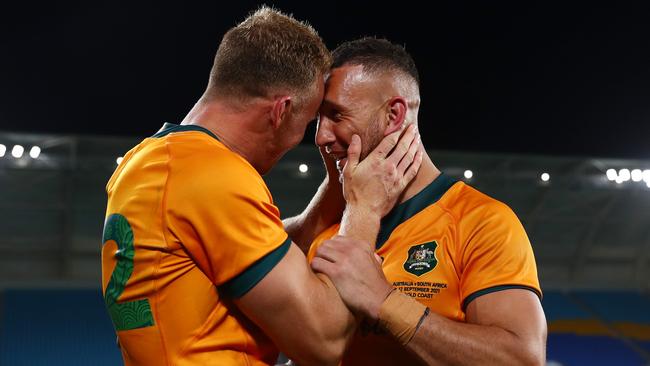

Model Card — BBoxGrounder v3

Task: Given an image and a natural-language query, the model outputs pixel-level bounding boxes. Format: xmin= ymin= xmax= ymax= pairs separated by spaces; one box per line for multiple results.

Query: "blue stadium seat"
xmin=2 ymin=289 xmax=649 ymax=365
xmin=544 ymin=291 xmax=650 ymax=366
xmin=0 ymin=289 xmax=122 ymax=366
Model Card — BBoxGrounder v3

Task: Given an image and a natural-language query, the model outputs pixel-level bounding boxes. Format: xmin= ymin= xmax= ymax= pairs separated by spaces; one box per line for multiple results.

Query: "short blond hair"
xmin=207 ymin=6 xmax=331 ymax=100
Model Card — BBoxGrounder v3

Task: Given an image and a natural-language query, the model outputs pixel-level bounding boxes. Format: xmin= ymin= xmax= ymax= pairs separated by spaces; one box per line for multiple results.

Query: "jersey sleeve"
xmin=458 ymin=201 xmax=541 ymax=310
xmin=165 ymin=148 xmax=289 ymax=297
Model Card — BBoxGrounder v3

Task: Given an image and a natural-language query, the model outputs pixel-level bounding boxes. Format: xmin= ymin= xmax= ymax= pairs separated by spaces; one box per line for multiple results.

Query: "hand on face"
xmin=341 ymin=124 xmax=422 ymax=218
xmin=311 ymin=235 xmax=392 ymax=320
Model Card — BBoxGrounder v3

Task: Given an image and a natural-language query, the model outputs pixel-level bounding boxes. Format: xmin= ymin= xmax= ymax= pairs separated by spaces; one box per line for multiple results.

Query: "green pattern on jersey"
xmin=102 ymin=213 xmax=154 ymax=331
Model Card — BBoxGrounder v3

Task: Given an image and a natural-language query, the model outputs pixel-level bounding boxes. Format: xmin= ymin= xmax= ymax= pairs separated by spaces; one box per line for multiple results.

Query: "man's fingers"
xmin=344 ymin=134 xmax=362 ymax=174
xmin=385 ymin=124 xmax=418 ymax=166
xmin=368 ymin=128 xmax=402 ymax=159
xmin=310 ymin=256 xmax=335 ymax=275
xmin=396 ymin=132 xmax=421 ymax=176
xmin=314 ymin=243 xmax=341 ymax=263
xmin=402 ymin=149 xmax=423 ymax=186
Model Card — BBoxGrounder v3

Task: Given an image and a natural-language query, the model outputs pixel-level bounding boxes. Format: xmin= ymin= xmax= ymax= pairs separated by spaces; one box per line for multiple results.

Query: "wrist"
xmin=367 ymin=286 xmax=395 ymax=322
xmin=344 ymin=203 xmax=381 ymax=223
xmin=377 ymin=289 xmax=428 ymax=346
xmin=339 ymin=205 xmax=381 ymax=244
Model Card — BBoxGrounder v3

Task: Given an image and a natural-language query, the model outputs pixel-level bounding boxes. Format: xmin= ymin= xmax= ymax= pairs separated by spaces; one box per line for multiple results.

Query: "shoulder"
xmin=167 ymin=133 xmax=255 ymax=172
xmin=165 ymin=133 xmax=269 ymax=201
xmin=442 ymin=182 xmax=520 ymax=226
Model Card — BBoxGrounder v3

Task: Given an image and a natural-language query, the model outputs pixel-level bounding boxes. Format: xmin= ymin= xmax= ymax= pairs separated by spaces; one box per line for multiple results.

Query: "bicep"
xmin=465 ymin=289 xmax=547 ymax=356
xmin=234 ymin=242 xmax=355 ymax=366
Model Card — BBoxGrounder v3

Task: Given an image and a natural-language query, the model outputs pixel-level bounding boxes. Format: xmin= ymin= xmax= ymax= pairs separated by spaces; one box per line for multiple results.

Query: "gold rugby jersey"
xmin=308 ymin=173 xmax=541 ymax=365
xmin=102 ymin=123 xmax=289 ymax=365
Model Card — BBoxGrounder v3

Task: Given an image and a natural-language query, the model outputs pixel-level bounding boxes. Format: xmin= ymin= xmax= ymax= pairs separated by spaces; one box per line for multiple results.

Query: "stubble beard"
xmin=337 ymin=117 xmax=384 ymax=184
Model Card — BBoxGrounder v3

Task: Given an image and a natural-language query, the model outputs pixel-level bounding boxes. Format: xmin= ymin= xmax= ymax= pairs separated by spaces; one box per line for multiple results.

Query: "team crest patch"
xmin=403 ymin=241 xmax=438 ymax=276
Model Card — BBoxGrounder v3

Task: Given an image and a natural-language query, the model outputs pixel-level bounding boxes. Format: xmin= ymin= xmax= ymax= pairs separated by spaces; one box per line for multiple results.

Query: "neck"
xmin=396 ymin=151 xmax=440 ymax=205
xmin=181 ymin=97 xmax=275 ymax=174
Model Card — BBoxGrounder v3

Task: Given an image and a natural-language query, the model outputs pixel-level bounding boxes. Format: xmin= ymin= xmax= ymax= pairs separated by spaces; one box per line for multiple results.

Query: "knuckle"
xmin=311 ymin=259 xmax=322 ymax=270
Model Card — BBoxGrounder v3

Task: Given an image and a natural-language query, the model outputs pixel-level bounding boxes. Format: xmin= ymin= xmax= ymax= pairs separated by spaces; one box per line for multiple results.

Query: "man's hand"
xmin=282 ymin=142 xmax=346 ymax=253
xmin=311 ymin=235 xmax=393 ymax=320
xmin=337 ymin=124 xmax=422 ymax=243
xmin=342 ymin=124 xmax=422 ymax=218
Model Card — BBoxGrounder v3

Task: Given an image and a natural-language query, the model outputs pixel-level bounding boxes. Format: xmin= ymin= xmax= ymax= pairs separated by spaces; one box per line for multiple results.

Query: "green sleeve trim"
xmin=220 ymin=237 xmax=291 ymax=298
xmin=462 ymin=285 xmax=542 ymax=311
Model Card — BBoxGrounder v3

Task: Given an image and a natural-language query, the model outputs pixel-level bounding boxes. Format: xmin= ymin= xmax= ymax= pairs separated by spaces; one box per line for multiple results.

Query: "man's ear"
xmin=270 ymin=96 xmax=292 ymax=129
xmin=384 ymin=96 xmax=407 ymax=136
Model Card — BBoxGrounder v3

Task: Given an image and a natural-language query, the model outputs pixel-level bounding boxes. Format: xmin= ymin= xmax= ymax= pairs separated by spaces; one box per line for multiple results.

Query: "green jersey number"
xmin=102 ymin=213 xmax=154 ymax=331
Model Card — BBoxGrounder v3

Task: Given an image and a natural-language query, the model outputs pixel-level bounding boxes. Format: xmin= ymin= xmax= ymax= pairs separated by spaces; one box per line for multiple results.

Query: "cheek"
xmin=331 ymin=122 xmax=358 ymax=146
xmin=360 ymin=120 xmax=385 ymax=157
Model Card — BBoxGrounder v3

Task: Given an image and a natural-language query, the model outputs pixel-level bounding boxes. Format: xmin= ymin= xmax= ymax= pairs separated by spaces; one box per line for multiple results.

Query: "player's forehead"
xmin=323 ymin=64 xmax=382 ymax=108
xmin=326 ymin=65 xmax=370 ymax=95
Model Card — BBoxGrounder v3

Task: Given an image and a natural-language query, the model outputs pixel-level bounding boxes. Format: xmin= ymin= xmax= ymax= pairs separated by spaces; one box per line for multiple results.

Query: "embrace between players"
xmin=101 ymin=6 xmax=547 ymax=366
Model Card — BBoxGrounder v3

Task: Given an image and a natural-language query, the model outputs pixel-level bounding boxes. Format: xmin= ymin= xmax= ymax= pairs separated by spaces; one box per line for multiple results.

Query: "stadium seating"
xmin=1 ymin=289 xmax=649 ymax=365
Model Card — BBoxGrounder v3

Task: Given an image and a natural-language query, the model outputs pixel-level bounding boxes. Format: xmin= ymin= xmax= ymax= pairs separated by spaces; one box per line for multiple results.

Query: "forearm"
xmin=281 ymin=269 xmax=357 ymax=364
xmin=284 ymin=177 xmax=344 ymax=253
xmin=338 ymin=204 xmax=381 ymax=245
xmin=404 ymin=312 xmax=543 ymax=366
xmin=236 ymin=244 xmax=356 ymax=366
xmin=312 ymin=273 xmax=359 ymax=341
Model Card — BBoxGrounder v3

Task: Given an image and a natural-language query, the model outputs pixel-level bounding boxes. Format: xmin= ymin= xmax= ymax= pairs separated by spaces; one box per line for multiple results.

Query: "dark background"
xmin=1 ymin=1 xmax=649 ymax=159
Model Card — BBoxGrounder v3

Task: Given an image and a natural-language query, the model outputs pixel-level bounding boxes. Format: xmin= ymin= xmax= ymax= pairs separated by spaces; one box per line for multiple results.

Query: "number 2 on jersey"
xmin=102 ymin=213 xmax=154 ymax=331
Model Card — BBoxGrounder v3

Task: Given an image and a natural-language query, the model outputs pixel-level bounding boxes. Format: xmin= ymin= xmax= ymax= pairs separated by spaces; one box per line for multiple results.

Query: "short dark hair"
xmin=207 ymin=6 xmax=331 ymax=100
xmin=331 ymin=37 xmax=419 ymax=86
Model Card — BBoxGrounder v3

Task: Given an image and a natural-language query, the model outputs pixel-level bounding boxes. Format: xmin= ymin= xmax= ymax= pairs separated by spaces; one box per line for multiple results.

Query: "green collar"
xmin=376 ymin=173 xmax=457 ymax=250
xmin=152 ymin=123 xmax=220 ymax=141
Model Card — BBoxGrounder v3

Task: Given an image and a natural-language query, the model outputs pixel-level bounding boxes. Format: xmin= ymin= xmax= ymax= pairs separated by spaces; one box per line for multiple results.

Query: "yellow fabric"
xmin=101 ymin=127 xmax=287 ymax=365
xmin=308 ymin=179 xmax=541 ymax=366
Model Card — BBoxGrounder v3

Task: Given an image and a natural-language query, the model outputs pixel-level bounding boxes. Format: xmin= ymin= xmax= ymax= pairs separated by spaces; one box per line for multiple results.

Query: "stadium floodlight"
xmin=11 ymin=145 xmax=24 ymax=158
xmin=631 ymin=169 xmax=643 ymax=182
xmin=464 ymin=170 xmax=473 ymax=179
xmin=29 ymin=146 xmax=41 ymax=159
xmin=116 ymin=157 xmax=123 ymax=165
xmin=0 ymin=144 xmax=5 ymax=157
xmin=541 ymin=173 xmax=550 ymax=182
xmin=299 ymin=163 xmax=308 ymax=174
xmin=643 ymin=169 xmax=650 ymax=183
xmin=606 ymin=169 xmax=617 ymax=181
xmin=618 ymin=169 xmax=631 ymax=182
xmin=647 ymin=180 xmax=650 ymax=189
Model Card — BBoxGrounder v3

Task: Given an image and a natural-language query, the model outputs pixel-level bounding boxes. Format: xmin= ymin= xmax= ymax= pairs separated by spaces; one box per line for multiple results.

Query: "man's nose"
xmin=315 ymin=117 xmax=335 ymax=147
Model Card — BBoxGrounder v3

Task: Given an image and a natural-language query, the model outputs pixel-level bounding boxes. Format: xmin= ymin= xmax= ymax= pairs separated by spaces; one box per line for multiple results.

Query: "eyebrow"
xmin=320 ymin=99 xmax=346 ymax=111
